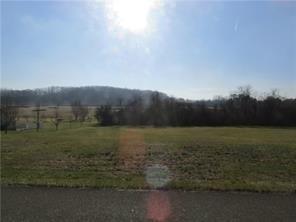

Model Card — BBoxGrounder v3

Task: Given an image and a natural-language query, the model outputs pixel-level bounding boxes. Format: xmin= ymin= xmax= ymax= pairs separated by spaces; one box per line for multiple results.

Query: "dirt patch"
xmin=118 ymin=129 xmax=146 ymax=171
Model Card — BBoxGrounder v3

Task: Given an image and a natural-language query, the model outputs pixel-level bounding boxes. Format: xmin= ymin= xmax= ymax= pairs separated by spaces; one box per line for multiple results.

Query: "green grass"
xmin=1 ymin=126 xmax=296 ymax=192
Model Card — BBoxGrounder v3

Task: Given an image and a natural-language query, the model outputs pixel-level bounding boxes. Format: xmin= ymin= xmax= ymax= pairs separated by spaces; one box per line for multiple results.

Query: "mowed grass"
xmin=1 ymin=126 xmax=296 ymax=192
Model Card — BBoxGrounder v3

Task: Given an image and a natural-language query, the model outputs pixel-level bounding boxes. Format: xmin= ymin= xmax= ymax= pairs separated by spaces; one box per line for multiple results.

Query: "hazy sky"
xmin=1 ymin=0 xmax=296 ymax=99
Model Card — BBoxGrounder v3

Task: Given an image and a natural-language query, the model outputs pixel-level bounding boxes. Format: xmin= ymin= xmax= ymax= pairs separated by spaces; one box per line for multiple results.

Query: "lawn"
xmin=1 ymin=126 xmax=296 ymax=192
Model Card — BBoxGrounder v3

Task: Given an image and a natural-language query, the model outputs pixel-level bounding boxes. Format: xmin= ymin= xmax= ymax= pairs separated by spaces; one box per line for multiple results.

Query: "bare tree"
xmin=236 ymin=85 xmax=252 ymax=96
xmin=71 ymin=100 xmax=81 ymax=121
xmin=148 ymin=92 xmax=165 ymax=126
xmin=95 ymin=105 xmax=114 ymax=126
xmin=269 ymin=88 xmax=281 ymax=99
xmin=79 ymin=105 xmax=89 ymax=126
xmin=50 ymin=106 xmax=63 ymax=130
xmin=71 ymin=100 xmax=89 ymax=126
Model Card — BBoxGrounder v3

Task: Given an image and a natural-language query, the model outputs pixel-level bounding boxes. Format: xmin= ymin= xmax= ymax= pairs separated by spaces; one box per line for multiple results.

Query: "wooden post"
xmin=32 ymin=106 xmax=46 ymax=132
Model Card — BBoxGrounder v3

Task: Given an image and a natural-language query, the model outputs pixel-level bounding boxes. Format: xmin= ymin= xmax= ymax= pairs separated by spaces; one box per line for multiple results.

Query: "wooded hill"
xmin=0 ymin=86 xmax=169 ymax=106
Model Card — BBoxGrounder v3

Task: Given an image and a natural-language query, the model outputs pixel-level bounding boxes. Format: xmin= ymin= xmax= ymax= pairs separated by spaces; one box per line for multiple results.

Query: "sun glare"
xmin=105 ymin=0 xmax=160 ymax=35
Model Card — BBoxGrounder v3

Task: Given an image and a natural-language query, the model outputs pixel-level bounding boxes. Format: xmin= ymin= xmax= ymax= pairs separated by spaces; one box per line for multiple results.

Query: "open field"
xmin=16 ymin=106 xmax=97 ymax=125
xmin=1 ymin=126 xmax=296 ymax=192
xmin=11 ymin=106 xmax=97 ymax=131
xmin=18 ymin=106 xmax=97 ymax=119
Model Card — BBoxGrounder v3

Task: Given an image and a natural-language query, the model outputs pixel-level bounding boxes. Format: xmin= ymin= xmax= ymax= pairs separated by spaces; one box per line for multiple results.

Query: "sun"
xmin=105 ymin=0 xmax=160 ymax=35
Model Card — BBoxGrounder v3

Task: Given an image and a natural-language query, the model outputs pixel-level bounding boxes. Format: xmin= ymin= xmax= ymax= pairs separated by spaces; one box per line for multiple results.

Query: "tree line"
xmin=1 ymin=86 xmax=296 ymax=133
xmin=95 ymin=86 xmax=296 ymax=127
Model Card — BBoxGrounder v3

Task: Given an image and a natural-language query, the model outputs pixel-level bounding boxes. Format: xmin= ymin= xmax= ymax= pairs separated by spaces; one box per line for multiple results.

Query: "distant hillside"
xmin=0 ymin=86 xmax=169 ymax=106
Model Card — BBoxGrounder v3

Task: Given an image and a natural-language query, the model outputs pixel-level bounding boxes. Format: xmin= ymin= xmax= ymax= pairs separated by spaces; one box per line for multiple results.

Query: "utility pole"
xmin=32 ymin=105 xmax=46 ymax=132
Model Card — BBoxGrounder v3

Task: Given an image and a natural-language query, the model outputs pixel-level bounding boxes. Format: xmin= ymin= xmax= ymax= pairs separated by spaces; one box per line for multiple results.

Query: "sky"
xmin=1 ymin=0 xmax=296 ymax=100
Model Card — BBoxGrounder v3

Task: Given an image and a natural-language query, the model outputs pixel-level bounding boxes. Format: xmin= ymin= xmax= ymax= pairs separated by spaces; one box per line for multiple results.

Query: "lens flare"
xmin=145 ymin=164 xmax=171 ymax=188
xmin=146 ymin=191 xmax=171 ymax=222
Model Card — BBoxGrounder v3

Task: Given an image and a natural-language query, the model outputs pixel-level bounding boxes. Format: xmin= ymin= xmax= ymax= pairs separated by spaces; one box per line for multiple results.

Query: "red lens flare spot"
xmin=146 ymin=191 xmax=171 ymax=222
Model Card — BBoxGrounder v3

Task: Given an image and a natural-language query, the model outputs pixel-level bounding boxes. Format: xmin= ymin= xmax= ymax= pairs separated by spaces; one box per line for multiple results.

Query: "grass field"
xmin=1 ymin=126 xmax=296 ymax=192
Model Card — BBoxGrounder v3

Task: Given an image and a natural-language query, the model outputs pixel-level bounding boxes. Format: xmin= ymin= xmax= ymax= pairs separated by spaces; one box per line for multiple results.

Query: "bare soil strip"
xmin=118 ymin=129 xmax=146 ymax=171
